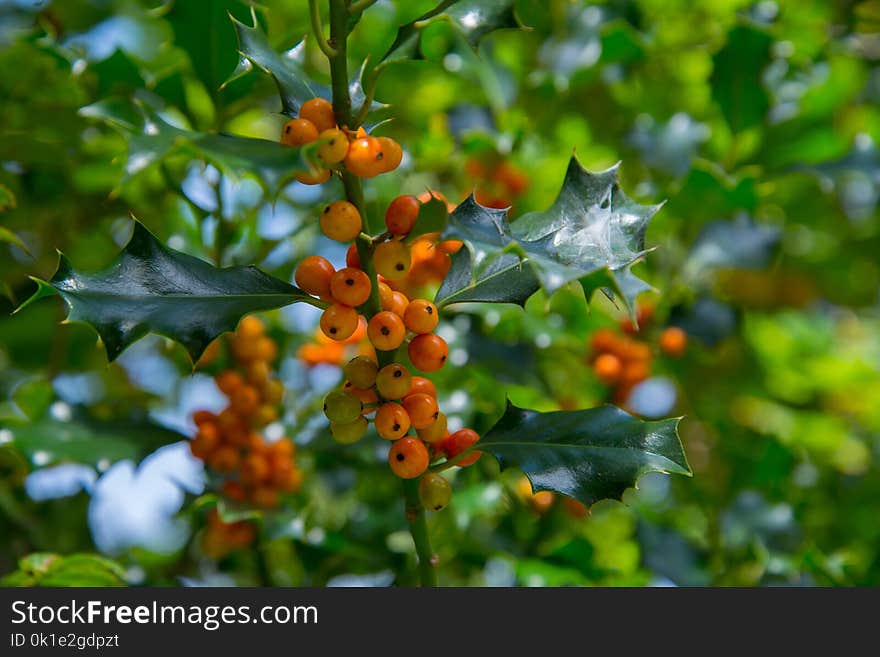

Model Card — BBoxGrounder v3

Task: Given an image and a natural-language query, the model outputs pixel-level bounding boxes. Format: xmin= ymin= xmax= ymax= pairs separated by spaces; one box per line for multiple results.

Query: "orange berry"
xmin=593 ymin=353 xmax=622 ymax=385
xmin=346 ymin=243 xmax=361 ymax=269
xmin=241 ymin=452 xmax=271 ymax=486
xmin=295 ymin=255 xmax=336 ymax=297
xmin=192 ymin=410 xmax=217 ymax=426
xmin=247 ymin=360 xmax=271 ymax=384
xmin=374 ymin=402 xmax=411 ymax=440
xmin=214 ymin=370 xmax=243 ymax=397
xmin=347 ymin=316 xmax=368 ymax=343
xmin=403 ymin=299 xmax=439 ymax=334
xmin=295 ymin=166 xmax=332 ymax=185
xmin=389 ymin=292 xmax=409 ymax=318
xmin=408 ymin=333 xmax=448 ymax=372
xmin=252 ymin=486 xmax=280 ymax=509
xmin=375 ymin=363 xmax=412 ymax=400
xmin=367 ymin=311 xmax=406 ymax=351
xmin=248 ymin=432 xmax=268 ymax=453
xmin=255 ymin=404 xmax=278 ymax=426
xmin=280 ymin=118 xmax=318 ymax=146
xmin=320 ymin=200 xmax=362 ymax=242
xmin=317 ymin=128 xmax=349 ymax=164
xmin=437 ymin=240 xmax=462 ymax=254
xmin=374 ymin=240 xmax=412 ymax=279
xmin=330 ymin=267 xmax=372 ymax=307
xmin=402 ymin=392 xmax=439 ymax=429
xmin=255 ymin=336 xmax=277 ymax=363
xmin=320 ymin=304 xmax=360 ymax=341
xmin=189 ymin=429 xmax=219 ymax=460
xmin=208 ymin=445 xmax=240 ymax=473
xmin=230 ymin=385 xmax=261 ymax=416
xmin=385 ymin=195 xmax=420 ymax=235
xmin=590 ymin=328 xmax=617 ymax=353
xmin=444 ymin=428 xmax=481 ymax=467
xmin=388 ymin=437 xmax=429 ymax=479
xmin=237 ymin=315 xmax=265 ymax=339
xmin=344 ymin=136 xmax=384 ymax=177
xmin=621 ymin=360 xmax=650 ymax=385
xmin=299 ymin=97 xmax=336 ymax=132
xmin=376 ymin=137 xmax=402 ymax=172
xmin=408 ymin=376 xmax=437 ymax=398
xmin=416 ymin=412 xmax=448 ymax=444
xmin=263 ymin=379 xmax=285 ymax=404
xmin=659 ymin=326 xmax=688 ymax=358
xmin=275 ymin=465 xmax=303 ymax=492
xmin=222 ymin=480 xmax=248 ymax=503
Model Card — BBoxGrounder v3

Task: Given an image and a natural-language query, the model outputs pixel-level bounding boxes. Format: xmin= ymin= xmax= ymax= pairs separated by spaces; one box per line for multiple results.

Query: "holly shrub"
xmin=1 ymin=0 xmax=879 ymax=587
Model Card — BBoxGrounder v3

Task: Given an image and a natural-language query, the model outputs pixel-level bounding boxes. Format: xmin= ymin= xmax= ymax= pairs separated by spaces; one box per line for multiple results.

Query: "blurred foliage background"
xmin=1 ymin=0 xmax=879 ymax=586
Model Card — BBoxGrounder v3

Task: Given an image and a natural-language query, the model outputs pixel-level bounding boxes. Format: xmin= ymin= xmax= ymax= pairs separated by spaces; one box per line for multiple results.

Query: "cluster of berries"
xmin=200 ymin=509 xmax=256 ymax=559
xmin=293 ymin=190 xmax=480 ymax=510
xmin=589 ymin=303 xmax=688 ymax=404
xmin=464 ymin=156 xmax=529 ymax=210
xmin=383 ymin=191 xmax=461 ymax=299
xmin=280 ymin=97 xmax=402 ymax=184
xmin=190 ymin=317 xmax=302 ymax=509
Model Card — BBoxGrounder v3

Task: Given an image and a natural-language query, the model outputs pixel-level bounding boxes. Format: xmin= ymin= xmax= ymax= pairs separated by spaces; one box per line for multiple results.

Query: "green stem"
xmin=402 ymin=477 xmax=438 ymax=587
xmin=349 ymin=0 xmax=379 ymax=13
xmin=309 ymin=0 xmax=338 ymax=58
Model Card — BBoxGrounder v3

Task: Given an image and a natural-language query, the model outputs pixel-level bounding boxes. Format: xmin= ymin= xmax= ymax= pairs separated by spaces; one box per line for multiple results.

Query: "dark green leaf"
xmin=6 ymin=418 xmax=185 ymax=467
xmin=479 ymin=400 xmax=691 ymax=507
xmin=436 ymin=250 xmax=540 ymax=307
xmin=383 ymin=0 xmax=526 ymax=63
xmin=12 ymin=379 xmax=53 ymax=421
xmin=167 ymin=0 xmax=249 ymax=99
xmin=19 ymin=221 xmax=317 ymax=361
xmin=405 ymin=195 xmax=450 ymax=243
xmin=80 ymin=98 xmax=316 ymax=195
xmin=711 ymin=25 xmax=772 ymax=133
xmin=683 ymin=216 xmax=781 ymax=284
xmin=225 ymin=13 xmax=384 ymax=119
xmin=440 ymin=156 xmax=662 ymax=312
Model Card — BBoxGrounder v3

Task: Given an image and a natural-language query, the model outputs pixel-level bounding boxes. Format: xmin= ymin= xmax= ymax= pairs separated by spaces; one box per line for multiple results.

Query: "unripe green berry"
xmin=418 ymin=473 xmax=452 ymax=511
xmin=323 ymin=390 xmax=363 ymax=424
xmin=344 ymin=356 xmax=378 ymax=390
xmin=330 ymin=416 xmax=368 ymax=444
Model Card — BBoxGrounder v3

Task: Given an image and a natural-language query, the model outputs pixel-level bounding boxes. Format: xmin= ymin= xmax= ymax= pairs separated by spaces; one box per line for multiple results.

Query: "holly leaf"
xmin=80 ymin=98 xmax=316 ymax=196
xmin=405 ymin=194 xmax=451 ymax=243
xmin=479 ymin=401 xmax=691 ymax=507
xmin=436 ymin=250 xmax=540 ymax=307
xmin=439 ymin=156 xmax=662 ymax=312
xmin=711 ymin=25 xmax=772 ymax=134
xmin=383 ymin=0 xmax=526 ymax=64
xmin=4 ymin=417 xmax=185 ymax=467
xmin=224 ymin=12 xmax=384 ymax=119
xmin=682 ymin=216 xmax=781 ymax=285
xmin=18 ymin=221 xmax=317 ymax=362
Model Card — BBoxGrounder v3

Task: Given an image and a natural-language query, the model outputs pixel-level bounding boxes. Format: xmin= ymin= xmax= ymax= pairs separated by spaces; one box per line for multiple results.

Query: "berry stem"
xmin=328 ymin=0 xmax=382 ymax=318
xmin=428 ymin=445 xmax=477 ymax=473
xmin=402 ymin=476 xmax=438 ymax=587
xmin=309 ymin=0 xmax=338 ymax=58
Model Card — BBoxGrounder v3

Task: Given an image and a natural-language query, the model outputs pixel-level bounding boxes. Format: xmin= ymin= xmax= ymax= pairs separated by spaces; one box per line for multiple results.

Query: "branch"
xmin=309 ymin=0 xmax=338 ymax=58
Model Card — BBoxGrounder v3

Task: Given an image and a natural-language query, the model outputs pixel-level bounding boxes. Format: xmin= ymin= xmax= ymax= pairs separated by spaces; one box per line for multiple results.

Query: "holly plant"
xmin=13 ymin=0 xmax=692 ymax=587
